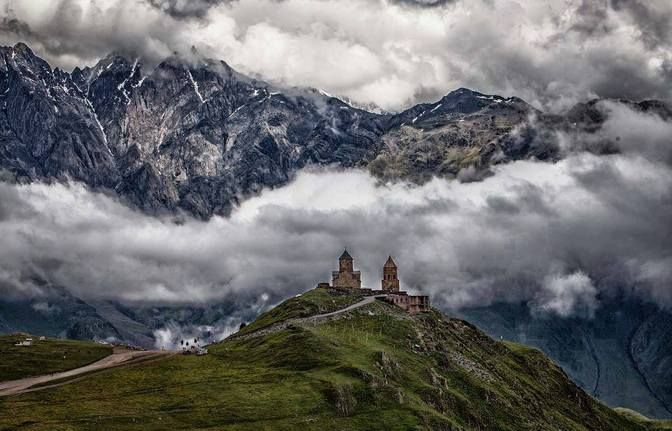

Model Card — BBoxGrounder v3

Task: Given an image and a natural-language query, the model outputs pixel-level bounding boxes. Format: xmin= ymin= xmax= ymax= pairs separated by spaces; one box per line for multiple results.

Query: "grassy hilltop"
xmin=0 ymin=287 xmax=666 ymax=430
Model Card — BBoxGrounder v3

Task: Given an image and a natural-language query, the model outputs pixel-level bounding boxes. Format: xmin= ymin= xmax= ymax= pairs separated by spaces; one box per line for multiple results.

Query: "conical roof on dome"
xmin=339 ymin=249 xmax=353 ymax=260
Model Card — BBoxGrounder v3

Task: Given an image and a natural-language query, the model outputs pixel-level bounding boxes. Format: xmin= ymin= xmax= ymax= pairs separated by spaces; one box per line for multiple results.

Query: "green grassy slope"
xmin=0 ymin=289 xmax=657 ymax=430
xmin=238 ymin=287 xmax=367 ymax=334
xmin=616 ymin=409 xmax=672 ymax=430
xmin=0 ymin=334 xmax=113 ymax=381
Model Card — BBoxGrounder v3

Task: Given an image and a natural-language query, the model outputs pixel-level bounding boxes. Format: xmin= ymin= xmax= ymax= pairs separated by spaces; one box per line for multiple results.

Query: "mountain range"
xmin=1 ymin=41 xmax=672 ymax=420
xmin=2 ymin=42 xmax=669 ymax=218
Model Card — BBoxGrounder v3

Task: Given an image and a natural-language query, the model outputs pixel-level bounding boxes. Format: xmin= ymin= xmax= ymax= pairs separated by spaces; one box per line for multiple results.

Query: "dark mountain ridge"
xmin=3 ymin=42 xmax=668 ymax=218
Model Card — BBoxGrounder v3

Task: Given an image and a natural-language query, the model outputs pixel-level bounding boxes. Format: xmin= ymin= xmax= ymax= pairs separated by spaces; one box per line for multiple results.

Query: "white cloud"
xmin=1 ymin=148 xmax=670 ymax=317
xmin=153 ymin=320 xmax=242 ymax=350
xmin=0 ymin=101 xmax=670 ymax=317
xmin=1 ymin=0 xmax=670 ymax=111
xmin=533 ymin=271 xmax=598 ymax=318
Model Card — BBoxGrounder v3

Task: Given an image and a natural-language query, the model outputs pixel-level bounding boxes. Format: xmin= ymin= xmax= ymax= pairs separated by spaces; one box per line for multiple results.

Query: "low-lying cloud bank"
xmin=1 ymin=0 xmax=671 ymax=111
xmin=153 ymin=320 xmax=243 ymax=350
xmin=1 ymin=104 xmax=671 ymax=319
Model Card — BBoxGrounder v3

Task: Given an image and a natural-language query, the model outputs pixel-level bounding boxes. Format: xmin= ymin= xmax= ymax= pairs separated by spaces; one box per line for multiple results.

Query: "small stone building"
xmin=385 ymin=293 xmax=431 ymax=314
xmin=331 ymin=249 xmax=362 ymax=289
xmin=14 ymin=337 xmax=32 ymax=347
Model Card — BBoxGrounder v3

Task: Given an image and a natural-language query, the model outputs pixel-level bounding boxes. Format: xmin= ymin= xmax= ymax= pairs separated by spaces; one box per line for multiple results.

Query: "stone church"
xmin=331 ymin=249 xmax=362 ymax=289
xmin=324 ymin=249 xmax=430 ymax=313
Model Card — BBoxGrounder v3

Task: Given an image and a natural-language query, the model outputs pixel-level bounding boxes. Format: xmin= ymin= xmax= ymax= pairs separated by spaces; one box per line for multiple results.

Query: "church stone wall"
xmin=332 ymin=270 xmax=361 ymax=289
xmin=322 ymin=249 xmax=430 ymax=313
xmin=385 ymin=294 xmax=430 ymax=314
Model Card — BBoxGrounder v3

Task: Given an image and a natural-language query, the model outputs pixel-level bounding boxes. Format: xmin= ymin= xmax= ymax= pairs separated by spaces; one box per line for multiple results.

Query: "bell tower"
xmin=339 ymin=249 xmax=354 ymax=273
xmin=381 ymin=256 xmax=400 ymax=292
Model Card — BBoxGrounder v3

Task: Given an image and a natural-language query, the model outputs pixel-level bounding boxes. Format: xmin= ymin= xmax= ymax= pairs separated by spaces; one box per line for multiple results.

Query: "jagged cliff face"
xmin=3 ymin=43 xmax=671 ymax=219
xmin=9 ymin=42 xmax=663 ymax=218
xmin=369 ymin=90 xmax=548 ymax=182
xmin=0 ymin=43 xmax=388 ymax=217
xmin=2 ymin=42 xmax=670 ymax=218
xmin=0 ymin=43 xmax=118 ymax=187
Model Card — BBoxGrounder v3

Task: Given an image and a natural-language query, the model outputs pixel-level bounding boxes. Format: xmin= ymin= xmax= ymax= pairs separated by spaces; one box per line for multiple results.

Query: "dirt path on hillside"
xmin=0 ymin=348 xmax=174 ymax=397
xmin=231 ymin=295 xmax=387 ymax=341
xmin=311 ymin=295 xmax=382 ymax=319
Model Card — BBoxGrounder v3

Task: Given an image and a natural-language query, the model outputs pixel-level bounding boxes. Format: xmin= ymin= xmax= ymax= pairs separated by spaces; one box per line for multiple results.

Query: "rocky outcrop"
xmin=0 ymin=43 xmax=118 ymax=186
xmin=4 ymin=42 xmax=666 ymax=218
xmin=1 ymin=43 xmax=390 ymax=216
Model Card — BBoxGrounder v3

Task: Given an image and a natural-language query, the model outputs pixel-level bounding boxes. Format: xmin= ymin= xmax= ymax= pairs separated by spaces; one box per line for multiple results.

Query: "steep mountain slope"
xmin=6 ymin=42 xmax=668 ymax=218
xmin=459 ymin=298 xmax=672 ymax=419
xmin=370 ymin=88 xmax=552 ymax=182
xmin=5 ymin=279 xmax=672 ymax=421
xmin=0 ymin=281 xmax=120 ymax=342
xmin=2 ymin=41 xmax=672 ymax=422
xmin=0 ymin=288 xmax=650 ymax=430
xmin=0 ymin=276 xmax=263 ymax=350
xmin=0 ymin=43 xmax=117 ymax=187
xmin=0 ymin=43 xmax=387 ymax=217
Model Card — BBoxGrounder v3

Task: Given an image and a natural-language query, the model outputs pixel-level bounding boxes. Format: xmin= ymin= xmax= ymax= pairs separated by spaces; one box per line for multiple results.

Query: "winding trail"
xmin=0 ymin=295 xmax=384 ymax=398
xmin=0 ymin=296 xmax=385 ymax=397
xmin=231 ymin=295 xmax=387 ymax=341
xmin=0 ymin=348 xmax=174 ymax=398
xmin=312 ymin=295 xmax=383 ymax=319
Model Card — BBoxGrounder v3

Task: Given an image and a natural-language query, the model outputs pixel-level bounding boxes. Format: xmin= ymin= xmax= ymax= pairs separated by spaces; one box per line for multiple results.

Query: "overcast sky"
xmin=0 ymin=0 xmax=670 ymax=111
xmin=1 ymin=101 xmax=670 ymax=318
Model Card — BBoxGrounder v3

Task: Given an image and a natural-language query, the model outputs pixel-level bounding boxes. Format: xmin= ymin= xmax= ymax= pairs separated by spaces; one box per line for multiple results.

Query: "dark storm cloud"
xmin=611 ymin=0 xmax=672 ymax=48
xmin=0 ymin=16 xmax=32 ymax=39
xmin=143 ymin=0 xmax=458 ymax=18
xmin=566 ymin=0 xmax=672 ymax=47
xmin=0 ymin=0 xmax=175 ymax=67
xmin=389 ymin=0 xmax=458 ymax=7
xmin=0 ymin=0 xmax=670 ymax=111
xmin=145 ymin=0 xmax=224 ymax=19
xmin=569 ymin=0 xmax=612 ymax=37
xmin=0 ymin=102 xmax=670 ymax=318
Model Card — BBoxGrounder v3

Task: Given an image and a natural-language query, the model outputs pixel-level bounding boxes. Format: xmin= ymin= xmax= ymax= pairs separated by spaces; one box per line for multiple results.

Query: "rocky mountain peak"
xmin=0 ymin=42 xmax=669 ymax=218
xmin=0 ymin=42 xmax=52 ymax=79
